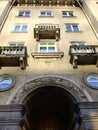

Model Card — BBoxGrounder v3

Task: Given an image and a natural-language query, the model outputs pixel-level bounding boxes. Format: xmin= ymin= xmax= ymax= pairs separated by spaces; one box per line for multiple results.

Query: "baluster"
xmin=41 ymin=0 xmax=43 ymax=6
xmin=33 ymin=0 xmax=36 ymax=6
xmin=49 ymin=0 xmax=51 ymax=6
xmin=57 ymin=0 xmax=59 ymax=6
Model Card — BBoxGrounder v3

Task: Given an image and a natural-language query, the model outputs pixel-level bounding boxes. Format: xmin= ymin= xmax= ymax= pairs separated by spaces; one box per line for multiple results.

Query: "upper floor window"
xmin=40 ymin=11 xmax=53 ymax=17
xmin=70 ymin=41 xmax=86 ymax=46
xmin=18 ymin=11 xmax=30 ymax=17
xmin=66 ymin=24 xmax=80 ymax=32
xmin=13 ymin=24 xmax=28 ymax=32
xmin=62 ymin=11 xmax=73 ymax=17
xmin=38 ymin=42 xmax=56 ymax=53
xmin=8 ymin=42 xmax=24 ymax=46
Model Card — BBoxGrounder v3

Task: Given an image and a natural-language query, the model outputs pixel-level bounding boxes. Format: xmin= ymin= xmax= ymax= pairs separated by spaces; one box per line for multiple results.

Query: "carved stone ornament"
xmin=11 ymin=76 xmax=90 ymax=104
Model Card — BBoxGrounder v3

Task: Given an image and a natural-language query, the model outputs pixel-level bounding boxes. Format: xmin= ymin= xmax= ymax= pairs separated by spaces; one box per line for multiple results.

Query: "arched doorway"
xmin=23 ymin=86 xmax=81 ymax=130
xmin=8 ymin=76 xmax=90 ymax=130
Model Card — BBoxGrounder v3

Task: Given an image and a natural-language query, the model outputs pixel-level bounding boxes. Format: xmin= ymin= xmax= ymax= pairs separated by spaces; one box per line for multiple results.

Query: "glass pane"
xmin=0 ymin=78 xmax=12 ymax=89
xmin=41 ymin=12 xmax=45 ymax=16
xmin=48 ymin=43 xmax=54 ymax=45
xmin=62 ymin=12 xmax=67 ymax=16
xmin=87 ymin=76 xmax=98 ymax=88
xmin=69 ymin=12 xmax=73 ymax=16
xmin=40 ymin=43 xmax=47 ymax=46
xmin=47 ymin=12 xmax=51 ymax=16
xmin=66 ymin=25 xmax=72 ymax=31
xmin=14 ymin=25 xmax=20 ymax=32
xmin=48 ymin=47 xmax=55 ymax=52
xmin=71 ymin=42 xmax=86 ymax=46
xmin=19 ymin=12 xmax=24 ymax=16
xmin=40 ymin=47 xmax=47 ymax=52
xmin=21 ymin=25 xmax=27 ymax=32
xmin=73 ymin=25 xmax=79 ymax=32
xmin=25 ymin=11 xmax=30 ymax=16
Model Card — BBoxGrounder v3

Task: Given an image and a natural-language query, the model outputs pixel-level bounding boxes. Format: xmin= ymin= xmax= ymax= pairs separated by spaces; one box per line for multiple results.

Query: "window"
xmin=70 ymin=41 xmax=86 ymax=46
xmin=0 ymin=74 xmax=15 ymax=91
xmin=66 ymin=24 xmax=80 ymax=32
xmin=18 ymin=11 xmax=30 ymax=17
xmin=13 ymin=24 xmax=28 ymax=32
xmin=40 ymin=11 xmax=53 ymax=17
xmin=38 ymin=42 xmax=56 ymax=53
xmin=62 ymin=11 xmax=73 ymax=17
xmin=8 ymin=42 xmax=24 ymax=46
xmin=84 ymin=73 xmax=98 ymax=89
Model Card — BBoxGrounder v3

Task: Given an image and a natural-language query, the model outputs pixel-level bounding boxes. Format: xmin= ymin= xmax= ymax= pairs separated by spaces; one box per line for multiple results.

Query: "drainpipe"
xmin=0 ymin=0 xmax=16 ymax=32
xmin=76 ymin=0 xmax=98 ymax=39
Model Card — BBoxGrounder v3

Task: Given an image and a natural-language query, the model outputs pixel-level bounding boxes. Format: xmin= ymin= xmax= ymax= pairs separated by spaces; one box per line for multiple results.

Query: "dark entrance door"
xmin=24 ymin=86 xmax=79 ymax=130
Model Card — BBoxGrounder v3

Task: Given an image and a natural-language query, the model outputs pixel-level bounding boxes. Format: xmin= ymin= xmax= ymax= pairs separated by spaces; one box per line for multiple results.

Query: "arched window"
xmin=0 ymin=74 xmax=15 ymax=91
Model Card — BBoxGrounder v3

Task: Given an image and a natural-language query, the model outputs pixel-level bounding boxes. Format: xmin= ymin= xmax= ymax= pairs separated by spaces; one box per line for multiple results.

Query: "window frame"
xmin=8 ymin=42 xmax=25 ymax=46
xmin=13 ymin=24 xmax=28 ymax=32
xmin=18 ymin=10 xmax=30 ymax=17
xmin=0 ymin=74 xmax=15 ymax=91
xmin=38 ymin=42 xmax=57 ymax=53
xmin=40 ymin=11 xmax=53 ymax=17
xmin=65 ymin=24 xmax=80 ymax=32
xmin=84 ymin=73 xmax=98 ymax=89
xmin=70 ymin=41 xmax=86 ymax=46
xmin=62 ymin=11 xmax=74 ymax=17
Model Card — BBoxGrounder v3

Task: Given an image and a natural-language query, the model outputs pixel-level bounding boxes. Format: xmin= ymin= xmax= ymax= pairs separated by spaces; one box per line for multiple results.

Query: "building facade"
xmin=0 ymin=0 xmax=98 ymax=129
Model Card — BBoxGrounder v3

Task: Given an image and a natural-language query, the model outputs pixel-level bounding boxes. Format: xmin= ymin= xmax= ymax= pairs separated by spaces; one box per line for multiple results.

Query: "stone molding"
xmin=10 ymin=76 xmax=90 ymax=104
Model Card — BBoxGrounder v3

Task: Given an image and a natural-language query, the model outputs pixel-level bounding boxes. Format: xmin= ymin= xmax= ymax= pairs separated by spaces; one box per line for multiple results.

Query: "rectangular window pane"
xmin=41 ymin=12 xmax=45 ymax=16
xmin=69 ymin=12 xmax=73 ymax=16
xmin=47 ymin=12 xmax=51 ymax=16
xmin=48 ymin=43 xmax=54 ymax=45
xmin=71 ymin=42 xmax=86 ymax=46
xmin=14 ymin=25 xmax=20 ymax=32
xmin=48 ymin=47 xmax=55 ymax=52
xmin=40 ymin=47 xmax=47 ymax=52
xmin=62 ymin=12 xmax=67 ymax=16
xmin=9 ymin=42 xmax=24 ymax=46
xmin=40 ymin=43 xmax=47 ymax=46
xmin=66 ymin=25 xmax=72 ymax=31
xmin=21 ymin=25 xmax=27 ymax=32
xmin=25 ymin=11 xmax=30 ymax=16
xmin=19 ymin=12 xmax=24 ymax=16
xmin=73 ymin=25 xmax=79 ymax=32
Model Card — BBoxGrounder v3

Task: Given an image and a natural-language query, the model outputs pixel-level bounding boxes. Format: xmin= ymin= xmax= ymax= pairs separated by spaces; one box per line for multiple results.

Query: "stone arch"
xmin=10 ymin=75 xmax=92 ymax=104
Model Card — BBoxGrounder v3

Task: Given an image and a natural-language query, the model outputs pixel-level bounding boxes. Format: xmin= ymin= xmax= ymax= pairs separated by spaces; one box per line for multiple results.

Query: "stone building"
xmin=0 ymin=0 xmax=98 ymax=129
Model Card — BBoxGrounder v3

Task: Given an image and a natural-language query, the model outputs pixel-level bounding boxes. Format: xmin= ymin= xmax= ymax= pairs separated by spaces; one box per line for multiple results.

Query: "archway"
xmin=23 ymin=85 xmax=81 ymax=130
xmin=8 ymin=76 xmax=91 ymax=130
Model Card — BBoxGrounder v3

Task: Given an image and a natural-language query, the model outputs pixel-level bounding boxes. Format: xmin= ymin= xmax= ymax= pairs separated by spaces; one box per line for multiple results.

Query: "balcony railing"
xmin=69 ymin=45 xmax=98 ymax=68
xmin=15 ymin=0 xmax=77 ymax=6
xmin=34 ymin=24 xmax=60 ymax=41
xmin=31 ymin=52 xmax=64 ymax=58
xmin=0 ymin=46 xmax=27 ymax=69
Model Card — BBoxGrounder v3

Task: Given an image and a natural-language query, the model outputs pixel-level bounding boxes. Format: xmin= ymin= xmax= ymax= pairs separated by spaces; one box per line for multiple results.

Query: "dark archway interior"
xmin=24 ymin=86 xmax=77 ymax=130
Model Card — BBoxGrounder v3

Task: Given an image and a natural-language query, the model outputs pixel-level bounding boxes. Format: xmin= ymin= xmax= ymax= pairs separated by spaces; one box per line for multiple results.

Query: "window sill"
xmin=62 ymin=16 xmax=77 ymax=18
xmin=11 ymin=31 xmax=28 ymax=33
xmin=39 ymin=16 xmax=54 ymax=18
xmin=31 ymin=52 xmax=64 ymax=58
xmin=15 ymin=16 xmax=30 ymax=18
xmin=66 ymin=31 xmax=83 ymax=33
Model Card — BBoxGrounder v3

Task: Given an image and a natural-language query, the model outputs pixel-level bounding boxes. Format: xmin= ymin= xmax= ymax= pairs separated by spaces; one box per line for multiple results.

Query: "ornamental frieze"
xmin=11 ymin=76 xmax=90 ymax=104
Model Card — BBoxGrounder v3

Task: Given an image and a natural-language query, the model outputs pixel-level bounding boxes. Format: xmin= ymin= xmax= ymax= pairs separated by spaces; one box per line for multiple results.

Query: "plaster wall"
xmin=0 ymin=4 xmax=98 ymax=104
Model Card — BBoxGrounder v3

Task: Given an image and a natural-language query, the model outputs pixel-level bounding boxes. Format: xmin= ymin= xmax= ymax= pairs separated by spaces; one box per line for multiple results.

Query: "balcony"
xmin=15 ymin=0 xmax=77 ymax=6
xmin=69 ymin=45 xmax=98 ymax=68
xmin=31 ymin=52 xmax=64 ymax=58
xmin=34 ymin=24 xmax=60 ymax=41
xmin=0 ymin=46 xmax=27 ymax=69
